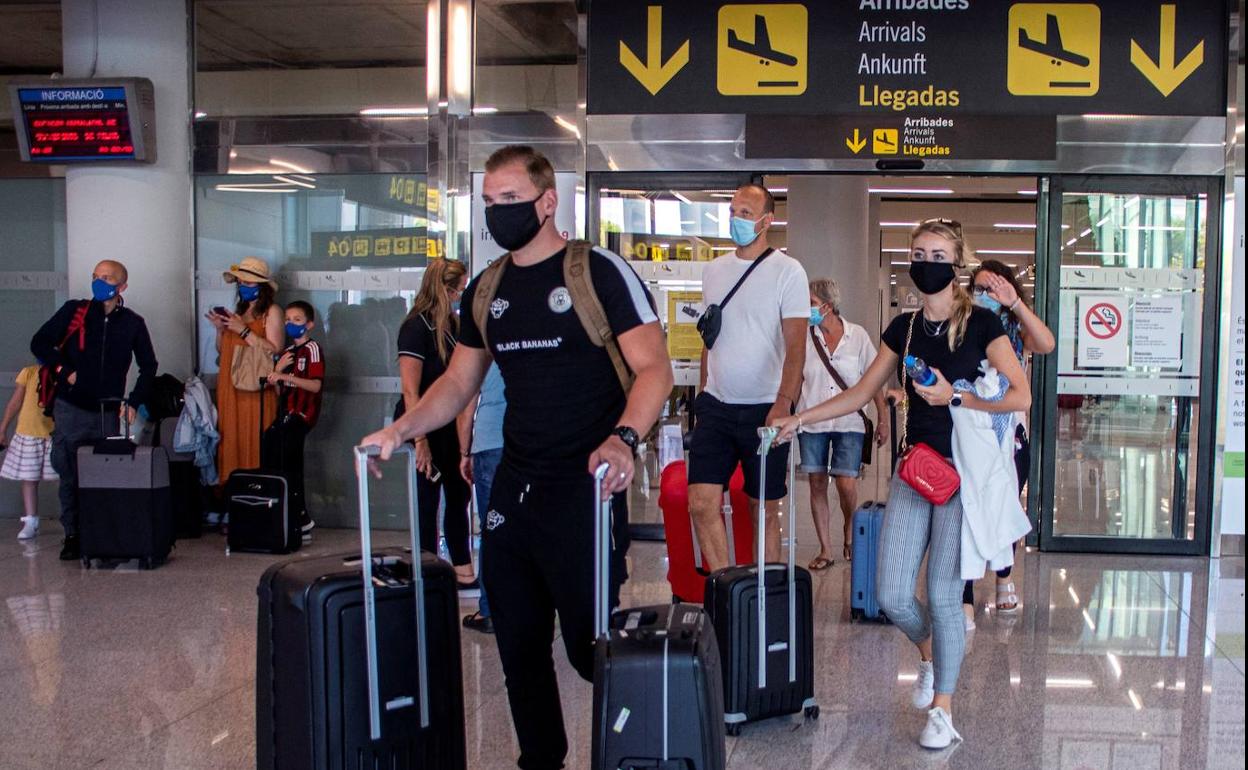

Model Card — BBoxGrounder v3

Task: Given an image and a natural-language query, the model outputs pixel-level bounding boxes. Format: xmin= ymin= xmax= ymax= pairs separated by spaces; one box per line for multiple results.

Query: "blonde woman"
xmin=395 ymin=258 xmax=475 ymax=588
xmin=774 ymin=219 xmax=1031 ymax=749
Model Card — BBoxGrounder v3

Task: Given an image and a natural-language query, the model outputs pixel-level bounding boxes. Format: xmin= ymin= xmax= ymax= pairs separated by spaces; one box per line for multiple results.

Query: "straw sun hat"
xmin=223 ymin=256 xmax=278 ymax=289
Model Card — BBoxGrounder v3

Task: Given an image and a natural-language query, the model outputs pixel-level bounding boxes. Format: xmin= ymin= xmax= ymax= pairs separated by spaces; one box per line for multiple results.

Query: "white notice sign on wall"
xmin=1130 ymin=295 xmax=1183 ymax=368
xmin=1077 ymin=294 xmax=1129 ymax=368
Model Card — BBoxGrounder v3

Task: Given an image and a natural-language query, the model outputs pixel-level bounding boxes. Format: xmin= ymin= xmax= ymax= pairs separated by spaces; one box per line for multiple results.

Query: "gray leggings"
xmin=876 ymin=476 xmax=965 ymax=695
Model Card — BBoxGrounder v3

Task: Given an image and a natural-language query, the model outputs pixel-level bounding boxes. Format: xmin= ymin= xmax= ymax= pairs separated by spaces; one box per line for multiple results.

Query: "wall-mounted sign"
xmin=8 ymin=78 xmax=156 ymax=162
xmin=588 ymin=1 xmax=1226 ymax=117
xmin=746 ymin=114 xmax=1057 ymax=159
xmin=1077 ymin=295 xmax=1128 ymax=367
xmin=1130 ymin=295 xmax=1183 ymax=368
xmin=310 ymin=228 xmax=429 ymax=263
xmin=667 ymin=291 xmax=706 ymax=360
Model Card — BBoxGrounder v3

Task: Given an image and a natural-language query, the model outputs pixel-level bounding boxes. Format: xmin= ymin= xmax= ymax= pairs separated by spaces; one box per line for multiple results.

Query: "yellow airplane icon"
xmin=872 ymin=128 xmax=898 ymax=155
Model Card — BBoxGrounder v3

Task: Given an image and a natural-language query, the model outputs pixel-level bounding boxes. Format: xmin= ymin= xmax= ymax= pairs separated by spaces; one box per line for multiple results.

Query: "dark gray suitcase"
xmin=704 ymin=428 xmax=818 ymax=735
xmin=77 ymin=411 xmax=174 ymax=569
xmin=254 ymin=445 xmax=466 ymax=770
xmin=591 ymin=465 xmax=727 ymax=770
xmin=143 ymin=415 xmax=203 ymax=539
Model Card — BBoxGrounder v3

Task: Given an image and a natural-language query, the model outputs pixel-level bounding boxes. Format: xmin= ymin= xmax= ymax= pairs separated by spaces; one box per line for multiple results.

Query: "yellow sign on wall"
xmin=717 ymin=4 xmax=808 ymax=96
xmin=667 ymin=291 xmax=705 ymax=360
xmin=1007 ymin=3 xmax=1101 ymax=96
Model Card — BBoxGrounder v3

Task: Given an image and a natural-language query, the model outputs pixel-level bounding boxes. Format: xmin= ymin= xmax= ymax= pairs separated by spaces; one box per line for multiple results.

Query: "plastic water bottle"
xmin=904 ymin=355 xmax=937 ymax=386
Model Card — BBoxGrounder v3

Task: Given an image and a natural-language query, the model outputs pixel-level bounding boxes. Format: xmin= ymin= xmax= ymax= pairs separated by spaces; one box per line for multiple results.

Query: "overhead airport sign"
xmin=587 ymin=1 xmax=1226 ymax=116
xmin=745 ymin=114 xmax=1057 ymax=159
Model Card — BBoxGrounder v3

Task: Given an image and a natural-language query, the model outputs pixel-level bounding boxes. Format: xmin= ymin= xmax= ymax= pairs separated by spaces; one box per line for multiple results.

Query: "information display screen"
xmin=9 ymin=78 xmax=155 ymax=163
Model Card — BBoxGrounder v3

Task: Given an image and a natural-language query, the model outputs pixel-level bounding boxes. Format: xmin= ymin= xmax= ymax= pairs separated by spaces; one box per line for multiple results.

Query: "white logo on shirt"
xmin=548 ymin=287 xmax=573 ymax=314
xmin=490 ymin=298 xmax=509 ymax=319
xmin=486 ymin=510 xmax=505 ymax=531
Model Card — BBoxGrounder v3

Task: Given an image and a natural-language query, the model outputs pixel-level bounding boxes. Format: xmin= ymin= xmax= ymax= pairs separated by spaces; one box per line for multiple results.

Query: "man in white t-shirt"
xmin=689 ymin=183 xmax=809 ymax=570
xmin=797 ymin=278 xmax=888 ymax=569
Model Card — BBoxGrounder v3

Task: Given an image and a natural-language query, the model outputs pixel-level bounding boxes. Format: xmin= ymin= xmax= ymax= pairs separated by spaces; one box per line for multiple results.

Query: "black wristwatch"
xmin=950 ymin=393 xmax=963 ymax=408
xmin=613 ymin=425 xmax=640 ymax=454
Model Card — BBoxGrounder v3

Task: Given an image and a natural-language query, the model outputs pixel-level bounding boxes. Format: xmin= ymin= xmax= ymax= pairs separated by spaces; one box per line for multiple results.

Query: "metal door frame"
xmin=1035 ymin=174 xmax=1224 ymax=555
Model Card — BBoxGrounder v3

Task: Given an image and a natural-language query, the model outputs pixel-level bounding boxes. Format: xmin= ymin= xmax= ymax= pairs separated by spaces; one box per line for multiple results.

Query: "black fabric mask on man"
xmin=909 ymin=261 xmax=957 ymax=295
xmin=485 ymin=198 xmax=548 ymax=252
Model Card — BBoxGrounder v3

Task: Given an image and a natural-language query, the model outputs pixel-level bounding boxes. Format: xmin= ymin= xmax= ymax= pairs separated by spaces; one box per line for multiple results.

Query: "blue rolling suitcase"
xmin=849 ymin=502 xmax=888 ymax=622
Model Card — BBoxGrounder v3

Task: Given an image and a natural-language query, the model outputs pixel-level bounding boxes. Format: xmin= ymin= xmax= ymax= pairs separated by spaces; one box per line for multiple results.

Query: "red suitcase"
xmin=659 ymin=461 xmax=755 ymax=603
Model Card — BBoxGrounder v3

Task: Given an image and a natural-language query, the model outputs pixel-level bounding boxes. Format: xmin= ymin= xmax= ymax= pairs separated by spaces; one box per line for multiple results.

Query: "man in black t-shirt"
xmin=362 ymin=146 xmax=673 ymax=770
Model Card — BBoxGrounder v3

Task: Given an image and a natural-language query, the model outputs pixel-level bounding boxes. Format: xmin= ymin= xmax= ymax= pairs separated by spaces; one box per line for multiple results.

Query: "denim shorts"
xmin=798 ymin=431 xmax=865 ymax=477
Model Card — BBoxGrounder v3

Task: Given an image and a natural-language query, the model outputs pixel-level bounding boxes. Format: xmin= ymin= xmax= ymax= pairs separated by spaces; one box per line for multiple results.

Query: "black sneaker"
xmin=59 ymin=535 xmax=81 ymax=561
xmin=462 ymin=612 xmax=493 ymax=634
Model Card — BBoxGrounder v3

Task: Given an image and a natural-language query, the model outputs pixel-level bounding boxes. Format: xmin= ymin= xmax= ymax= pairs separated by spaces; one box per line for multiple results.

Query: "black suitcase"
xmin=704 ymin=427 xmax=818 ymax=735
xmin=227 ymin=380 xmax=298 ymax=554
xmin=255 ymin=445 xmax=466 ymax=770
xmin=592 ymin=465 xmax=727 ymax=770
xmin=143 ymin=415 xmax=203 ymax=539
xmin=77 ymin=405 xmax=175 ymax=569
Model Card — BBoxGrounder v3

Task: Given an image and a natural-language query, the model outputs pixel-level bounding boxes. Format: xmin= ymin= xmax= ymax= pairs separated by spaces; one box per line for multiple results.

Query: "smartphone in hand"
xmin=212 ymin=306 xmax=230 ymax=317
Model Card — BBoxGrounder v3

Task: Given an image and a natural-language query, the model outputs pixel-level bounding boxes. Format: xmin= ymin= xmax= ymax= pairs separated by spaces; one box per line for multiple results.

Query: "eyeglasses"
xmin=921 ymin=217 xmax=963 ymax=237
xmin=971 ymin=285 xmax=991 ymax=296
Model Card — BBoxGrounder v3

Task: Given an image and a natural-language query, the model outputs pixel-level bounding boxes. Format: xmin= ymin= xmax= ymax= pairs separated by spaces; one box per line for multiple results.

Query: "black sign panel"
xmin=588 ymin=0 xmax=1227 ymax=117
xmin=745 ymin=114 xmax=1057 ymax=159
xmin=310 ymin=228 xmax=429 ymax=261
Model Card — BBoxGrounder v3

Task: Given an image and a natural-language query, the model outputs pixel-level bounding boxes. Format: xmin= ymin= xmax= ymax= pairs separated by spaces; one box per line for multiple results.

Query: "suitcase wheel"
xmin=805 ymin=705 xmax=820 ymax=720
xmin=850 ymin=608 xmax=862 ymax=622
xmin=80 ymin=557 xmax=91 ymax=569
xmin=671 ymin=594 xmax=684 ymax=604
xmin=726 ymin=723 xmax=742 ymax=737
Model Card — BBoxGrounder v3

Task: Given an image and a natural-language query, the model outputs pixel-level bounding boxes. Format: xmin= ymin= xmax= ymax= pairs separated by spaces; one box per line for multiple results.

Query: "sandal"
xmin=995 ymin=581 xmax=1020 ymax=613
xmin=808 ymin=556 xmax=834 ymax=571
xmin=843 ymin=542 xmax=853 ymax=561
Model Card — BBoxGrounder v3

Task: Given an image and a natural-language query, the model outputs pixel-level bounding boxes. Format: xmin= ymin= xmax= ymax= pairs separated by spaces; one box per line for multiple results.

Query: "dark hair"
xmin=738 ymin=183 xmax=776 ymax=215
xmin=286 ymin=300 xmax=315 ymax=323
xmin=484 ymin=145 xmax=556 ymax=193
xmin=236 ymin=282 xmax=276 ymax=317
xmin=971 ymin=259 xmax=1029 ymax=320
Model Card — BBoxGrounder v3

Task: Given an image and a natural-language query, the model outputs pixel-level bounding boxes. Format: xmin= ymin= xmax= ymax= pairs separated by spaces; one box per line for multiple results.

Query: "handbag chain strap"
xmin=898 ymin=312 xmax=919 ymax=454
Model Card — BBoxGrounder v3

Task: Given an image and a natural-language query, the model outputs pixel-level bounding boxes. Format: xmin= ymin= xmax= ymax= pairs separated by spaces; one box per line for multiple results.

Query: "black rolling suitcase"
xmin=704 ymin=427 xmax=818 ymax=735
xmin=591 ymin=465 xmax=726 ymax=770
xmin=143 ymin=415 xmax=203 ymax=539
xmin=255 ymin=445 xmax=466 ymax=770
xmin=77 ymin=405 xmax=175 ymax=569
xmin=227 ymin=380 xmax=298 ymax=554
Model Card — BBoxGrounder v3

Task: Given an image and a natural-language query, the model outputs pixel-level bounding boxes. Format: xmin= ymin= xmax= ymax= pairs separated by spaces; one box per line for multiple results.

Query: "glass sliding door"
xmin=1037 ymin=176 xmax=1222 ymax=555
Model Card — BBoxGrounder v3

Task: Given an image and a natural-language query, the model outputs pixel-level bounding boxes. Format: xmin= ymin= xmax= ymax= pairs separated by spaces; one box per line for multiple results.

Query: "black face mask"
xmin=485 ymin=198 xmax=548 ymax=252
xmin=909 ymin=261 xmax=957 ymax=295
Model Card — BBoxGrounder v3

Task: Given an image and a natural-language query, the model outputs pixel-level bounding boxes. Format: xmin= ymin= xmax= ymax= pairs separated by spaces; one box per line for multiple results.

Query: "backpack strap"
xmin=64 ymin=300 xmax=90 ymax=351
xmin=470 ymin=254 xmax=511 ymax=354
xmin=564 ymin=240 xmax=634 ymax=394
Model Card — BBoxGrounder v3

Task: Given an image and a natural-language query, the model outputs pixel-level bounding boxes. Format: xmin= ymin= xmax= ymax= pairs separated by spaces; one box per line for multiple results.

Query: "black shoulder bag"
xmin=809 ymin=326 xmax=875 ymax=467
xmin=696 ymin=249 xmax=773 ymax=350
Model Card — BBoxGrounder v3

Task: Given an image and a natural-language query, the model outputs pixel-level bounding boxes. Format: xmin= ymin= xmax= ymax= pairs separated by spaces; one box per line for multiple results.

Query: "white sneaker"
xmin=17 ymin=516 xmax=39 ymax=540
xmin=919 ymin=706 xmax=963 ymax=749
xmin=965 ymin=613 xmax=977 ymax=633
xmin=912 ymin=660 xmax=935 ymax=710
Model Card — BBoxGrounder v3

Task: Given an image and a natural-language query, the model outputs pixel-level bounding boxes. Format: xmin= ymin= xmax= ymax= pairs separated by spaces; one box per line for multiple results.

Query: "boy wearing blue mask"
xmin=262 ymin=301 xmax=325 ymax=540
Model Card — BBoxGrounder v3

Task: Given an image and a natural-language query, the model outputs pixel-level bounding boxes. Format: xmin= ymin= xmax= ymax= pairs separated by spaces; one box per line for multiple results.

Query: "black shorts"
xmin=688 ymin=392 xmax=790 ymax=501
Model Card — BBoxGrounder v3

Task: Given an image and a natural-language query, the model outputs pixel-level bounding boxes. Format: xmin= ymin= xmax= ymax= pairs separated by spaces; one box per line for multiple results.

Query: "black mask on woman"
xmin=485 ymin=198 xmax=548 ymax=252
xmin=909 ymin=261 xmax=957 ymax=295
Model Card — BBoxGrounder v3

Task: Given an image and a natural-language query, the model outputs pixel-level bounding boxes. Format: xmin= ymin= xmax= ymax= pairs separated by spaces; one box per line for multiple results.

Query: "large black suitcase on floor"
xmin=227 ymin=383 xmax=298 ymax=554
xmin=592 ymin=465 xmax=727 ymax=770
xmin=143 ymin=415 xmax=204 ymax=539
xmin=255 ymin=445 xmax=465 ymax=770
xmin=704 ymin=428 xmax=818 ymax=735
xmin=77 ymin=408 xmax=174 ymax=569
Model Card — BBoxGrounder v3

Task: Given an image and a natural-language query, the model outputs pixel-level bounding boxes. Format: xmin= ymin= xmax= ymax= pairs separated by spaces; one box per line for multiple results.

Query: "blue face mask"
xmin=91 ymin=278 xmax=118 ymax=302
xmin=809 ymin=306 xmax=824 ymax=326
xmin=729 ymin=216 xmax=762 ymax=247
xmin=238 ymin=284 xmax=261 ymax=302
xmin=285 ymin=322 xmax=308 ymax=340
xmin=974 ymin=294 xmax=1003 ymax=314
xmin=450 ymin=299 xmax=461 ymax=314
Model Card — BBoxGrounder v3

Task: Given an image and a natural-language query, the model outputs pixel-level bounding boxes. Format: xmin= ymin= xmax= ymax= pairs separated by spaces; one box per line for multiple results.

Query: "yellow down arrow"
xmin=619 ymin=6 xmax=690 ymax=96
xmin=1130 ymin=4 xmax=1204 ymax=97
xmin=846 ymin=129 xmax=867 ymax=154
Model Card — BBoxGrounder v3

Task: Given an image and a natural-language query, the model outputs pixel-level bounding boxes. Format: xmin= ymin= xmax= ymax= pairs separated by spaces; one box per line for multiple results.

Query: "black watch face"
xmin=616 ymin=427 xmax=638 ymax=448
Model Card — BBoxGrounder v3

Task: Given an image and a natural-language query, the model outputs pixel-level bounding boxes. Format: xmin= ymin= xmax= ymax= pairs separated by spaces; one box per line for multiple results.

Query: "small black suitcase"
xmin=77 ymin=406 xmax=174 ymax=569
xmin=704 ymin=428 xmax=818 ymax=735
xmin=144 ymin=415 xmax=203 ymax=539
xmin=255 ymin=445 xmax=466 ymax=770
xmin=591 ymin=464 xmax=727 ymax=770
xmin=227 ymin=380 xmax=298 ymax=554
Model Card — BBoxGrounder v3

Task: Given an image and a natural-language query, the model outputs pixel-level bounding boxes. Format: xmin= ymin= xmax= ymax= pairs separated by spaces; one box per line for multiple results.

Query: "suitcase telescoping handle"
xmin=100 ymin=398 xmax=130 ymax=440
xmin=593 ymin=462 xmax=612 ymax=639
xmin=755 ymin=427 xmax=798 ymax=690
xmin=353 ymin=444 xmax=430 ymax=742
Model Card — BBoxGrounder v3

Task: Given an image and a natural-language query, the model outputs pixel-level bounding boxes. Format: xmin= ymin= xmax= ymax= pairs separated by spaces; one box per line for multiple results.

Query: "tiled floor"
xmin=0 ymin=507 xmax=1242 ymax=769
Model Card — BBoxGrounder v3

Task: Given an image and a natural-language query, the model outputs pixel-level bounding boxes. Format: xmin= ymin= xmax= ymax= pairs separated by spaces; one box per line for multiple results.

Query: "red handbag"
xmin=896 ymin=313 xmax=961 ymax=506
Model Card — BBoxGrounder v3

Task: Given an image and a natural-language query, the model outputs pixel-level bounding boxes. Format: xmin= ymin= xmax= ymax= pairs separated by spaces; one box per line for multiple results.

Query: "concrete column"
xmin=62 ymin=0 xmax=194 ymax=377
xmin=785 ymin=176 xmax=882 ymax=342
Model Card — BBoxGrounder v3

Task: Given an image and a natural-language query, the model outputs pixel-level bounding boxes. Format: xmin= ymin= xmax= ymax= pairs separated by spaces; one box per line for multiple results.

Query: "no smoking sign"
xmin=1084 ymin=302 xmax=1123 ymax=339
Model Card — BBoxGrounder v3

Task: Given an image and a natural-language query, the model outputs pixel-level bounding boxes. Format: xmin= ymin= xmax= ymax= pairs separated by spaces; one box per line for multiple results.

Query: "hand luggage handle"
xmin=593 ymin=462 xmax=612 ymax=639
xmin=754 ymin=426 xmax=798 ymax=689
xmin=99 ymin=398 xmax=131 ymax=441
xmin=354 ymin=445 xmax=429 ymax=742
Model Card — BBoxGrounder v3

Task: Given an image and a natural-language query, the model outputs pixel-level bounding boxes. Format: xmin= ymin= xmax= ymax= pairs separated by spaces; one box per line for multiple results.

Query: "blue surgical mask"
xmin=974 ymin=294 xmax=1003 ymax=314
xmin=809 ymin=306 xmax=824 ymax=326
xmin=91 ymin=278 xmax=118 ymax=302
xmin=238 ymin=284 xmax=260 ymax=302
xmin=450 ymin=299 xmax=461 ymax=314
xmin=285 ymin=322 xmax=307 ymax=340
xmin=729 ymin=216 xmax=762 ymax=247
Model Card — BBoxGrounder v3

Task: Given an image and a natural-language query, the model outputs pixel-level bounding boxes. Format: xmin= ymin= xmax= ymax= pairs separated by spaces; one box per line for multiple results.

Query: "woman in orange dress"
xmin=206 ymin=257 xmax=283 ymax=484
